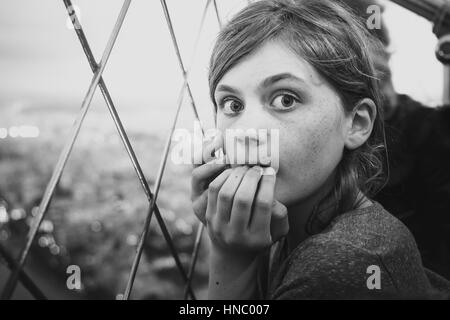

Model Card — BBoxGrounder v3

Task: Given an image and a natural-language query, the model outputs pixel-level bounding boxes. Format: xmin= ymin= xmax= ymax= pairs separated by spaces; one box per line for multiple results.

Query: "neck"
xmin=285 ymin=198 xmax=317 ymax=252
xmin=285 ymin=174 xmax=335 ymax=252
xmin=285 ymin=176 xmax=373 ymax=254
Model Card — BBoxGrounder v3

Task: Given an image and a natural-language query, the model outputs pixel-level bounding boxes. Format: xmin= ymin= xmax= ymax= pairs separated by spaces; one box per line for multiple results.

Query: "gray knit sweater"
xmin=260 ymin=201 xmax=450 ymax=299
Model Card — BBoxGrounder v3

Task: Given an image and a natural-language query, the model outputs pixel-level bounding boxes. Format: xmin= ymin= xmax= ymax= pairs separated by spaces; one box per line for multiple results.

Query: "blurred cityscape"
xmin=0 ymin=98 xmax=209 ymax=299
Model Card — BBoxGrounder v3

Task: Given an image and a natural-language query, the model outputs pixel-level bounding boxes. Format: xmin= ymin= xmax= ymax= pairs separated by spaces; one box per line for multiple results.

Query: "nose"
xmin=232 ymin=128 xmax=265 ymax=146
xmin=223 ymin=107 xmax=274 ymax=167
xmin=227 ymin=103 xmax=271 ymax=145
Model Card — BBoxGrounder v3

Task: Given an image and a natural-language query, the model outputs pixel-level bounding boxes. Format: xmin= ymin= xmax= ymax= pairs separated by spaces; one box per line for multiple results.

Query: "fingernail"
xmin=206 ymin=155 xmax=225 ymax=165
xmin=262 ymin=167 xmax=276 ymax=176
xmin=215 ymin=154 xmax=226 ymax=165
xmin=254 ymin=165 xmax=263 ymax=176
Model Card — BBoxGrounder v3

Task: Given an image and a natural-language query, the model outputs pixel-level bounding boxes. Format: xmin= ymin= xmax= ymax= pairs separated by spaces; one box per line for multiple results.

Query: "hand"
xmin=191 ymin=132 xmax=227 ymax=224
xmin=205 ymin=165 xmax=289 ymax=256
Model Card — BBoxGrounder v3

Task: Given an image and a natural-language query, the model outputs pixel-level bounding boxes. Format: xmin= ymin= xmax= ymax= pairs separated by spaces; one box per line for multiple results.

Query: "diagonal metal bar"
xmin=123 ymin=0 xmax=213 ymax=300
xmin=61 ymin=0 xmax=195 ymax=298
xmin=160 ymin=0 xmax=205 ymax=132
xmin=186 ymin=0 xmax=212 ymax=74
xmin=183 ymin=222 xmax=204 ymax=299
xmin=0 ymin=243 xmax=47 ymax=300
xmin=213 ymin=0 xmax=223 ymax=28
xmin=1 ymin=0 xmax=132 ymax=300
xmin=184 ymin=0 xmax=225 ymax=299
xmin=123 ymin=85 xmax=187 ymax=300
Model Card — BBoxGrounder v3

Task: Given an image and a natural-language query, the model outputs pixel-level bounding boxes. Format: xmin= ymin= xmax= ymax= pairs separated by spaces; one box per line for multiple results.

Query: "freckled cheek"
xmin=278 ymin=112 xmax=333 ymax=169
xmin=273 ymin=136 xmax=318 ymax=203
xmin=277 ymin=131 xmax=319 ymax=180
xmin=274 ymin=115 xmax=341 ymax=201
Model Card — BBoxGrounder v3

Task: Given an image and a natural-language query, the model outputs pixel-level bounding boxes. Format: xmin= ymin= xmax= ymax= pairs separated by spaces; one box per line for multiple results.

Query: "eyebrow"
xmin=215 ymin=72 xmax=307 ymax=97
xmin=259 ymin=73 xmax=307 ymax=89
xmin=216 ymin=84 xmax=240 ymax=95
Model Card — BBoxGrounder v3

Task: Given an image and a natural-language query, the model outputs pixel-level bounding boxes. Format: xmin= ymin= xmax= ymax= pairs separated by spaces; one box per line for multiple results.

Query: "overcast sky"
xmin=0 ymin=0 xmax=445 ymax=131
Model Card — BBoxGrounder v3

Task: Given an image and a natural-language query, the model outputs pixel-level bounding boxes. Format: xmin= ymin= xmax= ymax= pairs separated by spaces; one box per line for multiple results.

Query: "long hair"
xmin=208 ymin=0 xmax=388 ymax=233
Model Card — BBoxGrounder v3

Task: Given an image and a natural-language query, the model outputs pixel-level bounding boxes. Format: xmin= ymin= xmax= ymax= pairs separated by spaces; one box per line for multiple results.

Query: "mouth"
xmin=221 ymin=149 xmax=279 ymax=174
xmin=209 ymin=132 xmax=280 ymax=174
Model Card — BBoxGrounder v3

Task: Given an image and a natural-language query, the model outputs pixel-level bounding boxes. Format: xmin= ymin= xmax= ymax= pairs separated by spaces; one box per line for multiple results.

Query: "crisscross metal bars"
xmin=122 ymin=0 xmax=218 ymax=300
xmin=1 ymin=0 xmax=132 ymax=300
xmin=60 ymin=0 xmax=196 ymax=300
xmin=213 ymin=0 xmax=223 ymax=27
xmin=0 ymin=243 xmax=47 ymax=300
xmin=183 ymin=0 xmax=223 ymax=299
xmin=2 ymin=0 xmax=225 ymax=300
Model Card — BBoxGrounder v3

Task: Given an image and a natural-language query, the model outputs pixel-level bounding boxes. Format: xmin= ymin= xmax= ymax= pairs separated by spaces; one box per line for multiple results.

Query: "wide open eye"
xmin=221 ymin=98 xmax=244 ymax=115
xmin=270 ymin=93 xmax=300 ymax=110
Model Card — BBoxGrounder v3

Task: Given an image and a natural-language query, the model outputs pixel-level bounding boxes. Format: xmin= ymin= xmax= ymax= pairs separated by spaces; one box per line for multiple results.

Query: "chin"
xmin=274 ymin=174 xmax=325 ymax=207
xmin=274 ymin=179 xmax=298 ymax=206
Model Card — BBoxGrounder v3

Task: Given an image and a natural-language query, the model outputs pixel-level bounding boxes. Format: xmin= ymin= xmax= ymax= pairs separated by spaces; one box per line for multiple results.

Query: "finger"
xmin=230 ymin=166 xmax=264 ymax=231
xmin=271 ymin=200 xmax=289 ymax=242
xmin=192 ymin=191 xmax=208 ymax=224
xmin=216 ymin=166 xmax=250 ymax=224
xmin=191 ymin=128 xmax=210 ymax=166
xmin=206 ymin=168 xmax=232 ymax=225
xmin=202 ymin=131 xmax=224 ymax=165
xmin=191 ymin=159 xmax=227 ymax=199
xmin=249 ymin=172 xmax=275 ymax=234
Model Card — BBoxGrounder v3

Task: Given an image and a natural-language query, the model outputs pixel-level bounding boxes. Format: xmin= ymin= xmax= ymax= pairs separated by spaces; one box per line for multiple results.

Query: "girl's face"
xmin=214 ymin=41 xmax=350 ymax=206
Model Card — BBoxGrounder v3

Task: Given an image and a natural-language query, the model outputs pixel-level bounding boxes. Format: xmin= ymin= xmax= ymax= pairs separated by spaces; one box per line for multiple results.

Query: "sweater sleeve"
xmin=270 ymin=240 xmax=398 ymax=300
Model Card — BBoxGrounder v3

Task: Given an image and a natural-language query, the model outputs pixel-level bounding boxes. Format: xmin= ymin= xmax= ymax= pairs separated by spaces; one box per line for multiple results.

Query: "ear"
xmin=344 ymin=98 xmax=377 ymax=150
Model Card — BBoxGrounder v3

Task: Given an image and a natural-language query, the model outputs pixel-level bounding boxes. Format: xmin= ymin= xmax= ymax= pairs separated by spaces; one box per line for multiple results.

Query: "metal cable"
xmin=122 ymin=0 xmax=214 ymax=300
xmin=0 ymin=243 xmax=47 ymax=300
xmin=61 ymin=0 xmax=195 ymax=299
xmin=1 ymin=0 xmax=132 ymax=300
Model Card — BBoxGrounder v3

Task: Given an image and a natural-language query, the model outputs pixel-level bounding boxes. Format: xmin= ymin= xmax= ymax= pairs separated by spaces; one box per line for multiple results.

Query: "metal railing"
xmin=0 ymin=0 xmax=224 ymax=300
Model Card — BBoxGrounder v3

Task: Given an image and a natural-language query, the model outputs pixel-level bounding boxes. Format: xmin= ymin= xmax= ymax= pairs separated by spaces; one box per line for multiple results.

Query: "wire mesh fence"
xmin=0 ymin=0 xmax=225 ymax=300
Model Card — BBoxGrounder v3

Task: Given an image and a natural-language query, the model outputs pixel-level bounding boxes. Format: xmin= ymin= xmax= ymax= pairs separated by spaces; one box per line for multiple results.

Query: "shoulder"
xmin=323 ymin=201 xmax=417 ymax=252
xmin=311 ymin=201 xmax=422 ymax=266
xmin=270 ymin=235 xmax=395 ymax=299
xmin=270 ymin=202 xmax=432 ymax=299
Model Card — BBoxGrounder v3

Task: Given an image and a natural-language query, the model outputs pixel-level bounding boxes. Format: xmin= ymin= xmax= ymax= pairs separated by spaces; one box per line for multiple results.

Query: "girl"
xmin=191 ymin=0 xmax=448 ymax=299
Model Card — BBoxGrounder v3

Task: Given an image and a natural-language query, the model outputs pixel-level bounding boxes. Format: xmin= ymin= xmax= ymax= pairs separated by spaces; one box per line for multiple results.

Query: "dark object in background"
xmin=375 ymin=94 xmax=450 ymax=279
xmin=339 ymin=0 xmax=450 ymax=284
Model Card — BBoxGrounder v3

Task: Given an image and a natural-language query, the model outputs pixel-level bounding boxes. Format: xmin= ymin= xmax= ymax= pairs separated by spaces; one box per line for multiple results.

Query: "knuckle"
xmin=224 ymin=230 xmax=242 ymax=247
xmin=223 ymin=233 xmax=233 ymax=246
xmin=248 ymin=167 xmax=262 ymax=178
xmin=207 ymin=221 xmax=218 ymax=237
xmin=208 ymin=181 xmax=220 ymax=195
xmin=213 ymin=224 xmax=224 ymax=239
xmin=234 ymin=194 xmax=250 ymax=208
xmin=205 ymin=210 xmax=213 ymax=225
xmin=256 ymin=199 xmax=272 ymax=211
xmin=218 ymin=189 xmax=233 ymax=203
